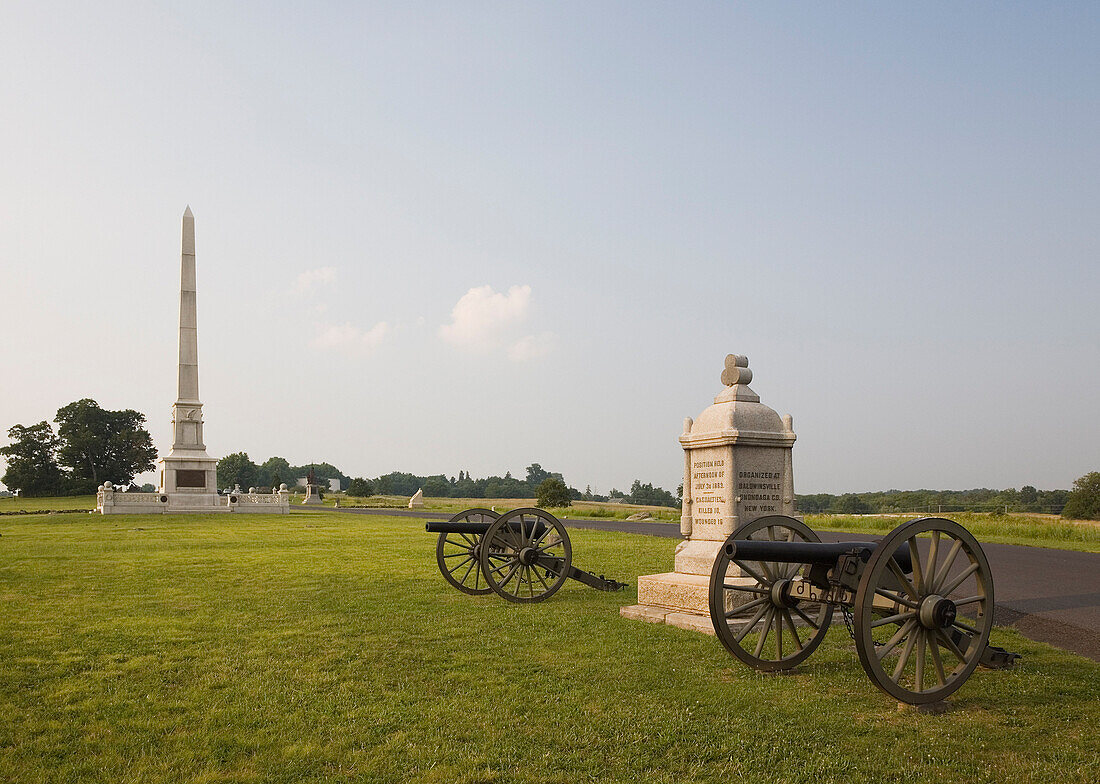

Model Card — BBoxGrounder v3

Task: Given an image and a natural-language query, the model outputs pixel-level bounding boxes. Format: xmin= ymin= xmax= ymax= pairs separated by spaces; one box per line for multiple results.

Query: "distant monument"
xmin=408 ymin=488 xmax=425 ymax=508
xmin=98 ymin=208 xmax=288 ymax=514
xmin=302 ymin=466 xmax=324 ymax=505
xmin=621 ymin=354 xmax=796 ymax=633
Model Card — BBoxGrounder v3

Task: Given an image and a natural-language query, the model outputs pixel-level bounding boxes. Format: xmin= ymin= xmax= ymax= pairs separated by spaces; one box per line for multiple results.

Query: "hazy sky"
xmin=2 ymin=2 xmax=1097 ymax=494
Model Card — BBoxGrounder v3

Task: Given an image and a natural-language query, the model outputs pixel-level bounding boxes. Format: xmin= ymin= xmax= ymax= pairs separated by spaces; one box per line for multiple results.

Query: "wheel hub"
xmin=518 ymin=547 xmax=539 ymax=566
xmin=770 ymin=578 xmax=799 ymax=609
xmin=918 ymin=594 xmax=956 ymax=629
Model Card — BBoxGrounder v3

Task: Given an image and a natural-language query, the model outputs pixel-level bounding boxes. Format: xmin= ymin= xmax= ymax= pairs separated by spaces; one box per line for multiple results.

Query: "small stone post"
xmin=96 ymin=482 xmax=115 ymax=513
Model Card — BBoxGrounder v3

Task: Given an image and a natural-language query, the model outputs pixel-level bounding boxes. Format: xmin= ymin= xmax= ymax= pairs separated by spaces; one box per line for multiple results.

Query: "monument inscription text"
xmin=690 ymin=447 xmax=730 ymax=534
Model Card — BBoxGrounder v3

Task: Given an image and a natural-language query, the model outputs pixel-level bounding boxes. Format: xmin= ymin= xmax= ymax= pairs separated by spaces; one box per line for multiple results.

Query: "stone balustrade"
xmin=97 ymin=483 xmax=290 ymax=514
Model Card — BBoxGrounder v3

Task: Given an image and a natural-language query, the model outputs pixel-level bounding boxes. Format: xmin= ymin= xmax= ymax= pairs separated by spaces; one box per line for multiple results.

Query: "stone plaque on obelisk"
xmin=621 ymin=354 xmax=796 ymax=633
xmin=158 ymin=206 xmax=219 ymax=497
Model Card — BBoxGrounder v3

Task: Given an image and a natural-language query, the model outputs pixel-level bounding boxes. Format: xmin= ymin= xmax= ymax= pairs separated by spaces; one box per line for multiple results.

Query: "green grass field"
xmin=8 ymin=495 xmax=1092 ymax=551
xmin=0 ymin=494 xmax=97 ymax=513
xmin=1 ymin=510 xmax=1098 ymax=783
xmin=337 ymin=496 xmax=682 ymax=521
xmin=806 ymin=512 xmax=1100 ymax=553
xmin=333 ymin=498 xmax=1100 ymax=552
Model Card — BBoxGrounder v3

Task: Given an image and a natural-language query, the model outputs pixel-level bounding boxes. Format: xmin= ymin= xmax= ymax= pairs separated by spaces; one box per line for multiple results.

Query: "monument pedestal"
xmin=623 ymin=540 xmax=760 ymax=635
xmin=622 ymin=354 xmax=797 ymax=634
xmin=302 ymin=483 xmax=324 ymax=505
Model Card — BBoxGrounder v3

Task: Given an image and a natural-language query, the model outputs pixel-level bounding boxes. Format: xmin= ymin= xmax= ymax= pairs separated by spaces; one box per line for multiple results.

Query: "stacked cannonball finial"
xmin=721 ymin=354 xmax=752 ymax=387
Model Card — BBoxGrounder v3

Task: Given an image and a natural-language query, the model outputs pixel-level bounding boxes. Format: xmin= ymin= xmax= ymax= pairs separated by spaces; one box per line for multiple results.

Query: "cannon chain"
xmin=709 ymin=515 xmax=1019 ymax=704
xmin=428 ymin=507 xmax=628 ymax=603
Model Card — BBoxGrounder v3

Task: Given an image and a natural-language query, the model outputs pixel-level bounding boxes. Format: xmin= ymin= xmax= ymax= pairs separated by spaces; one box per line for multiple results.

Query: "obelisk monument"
xmin=158 ymin=206 xmax=219 ymax=498
xmin=97 ymin=207 xmax=289 ymax=514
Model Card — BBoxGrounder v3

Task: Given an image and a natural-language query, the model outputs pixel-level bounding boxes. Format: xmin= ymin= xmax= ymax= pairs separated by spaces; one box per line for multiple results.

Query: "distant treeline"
xmin=348 ymin=466 xmax=680 ymax=508
xmin=795 ymin=486 xmax=1069 ymax=515
xmin=214 ymin=455 xmax=681 ymax=508
xmin=215 ymin=454 xmax=353 ymax=492
xmin=212 ymin=453 xmax=1082 ymax=516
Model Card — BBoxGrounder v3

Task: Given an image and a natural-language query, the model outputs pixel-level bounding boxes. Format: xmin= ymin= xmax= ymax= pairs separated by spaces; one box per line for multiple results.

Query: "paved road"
xmin=319 ymin=506 xmax=1100 ymax=661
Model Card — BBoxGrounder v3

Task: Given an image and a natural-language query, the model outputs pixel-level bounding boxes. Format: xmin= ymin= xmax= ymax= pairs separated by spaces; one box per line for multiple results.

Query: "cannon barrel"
xmin=426 ymin=521 xmax=549 ymax=537
xmin=427 ymin=521 xmax=493 ymax=534
xmin=724 ymin=539 xmax=912 ymax=572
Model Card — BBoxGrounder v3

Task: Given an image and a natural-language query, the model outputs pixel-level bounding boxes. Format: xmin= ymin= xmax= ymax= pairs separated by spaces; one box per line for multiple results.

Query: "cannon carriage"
xmin=428 ymin=507 xmax=628 ymax=603
xmin=709 ymin=515 xmax=1019 ymax=704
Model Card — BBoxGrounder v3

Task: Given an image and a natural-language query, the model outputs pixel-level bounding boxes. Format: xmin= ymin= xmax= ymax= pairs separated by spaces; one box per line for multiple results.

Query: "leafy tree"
xmin=1062 ymin=472 xmax=1100 ymax=521
xmin=0 ymin=422 xmax=65 ymax=496
xmin=261 ymin=456 xmax=292 ymax=488
xmin=347 ymin=477 xmax=374 ymax=496
xmin=627 ymin=480 xmax=678 ymax=508
xmin=536 ymin=477 xmax=571 ymax=508
xmin=422 ymin=476 xmax=451 ymax=497
xmin=836 ymin=493 xmax=872 ymax=514
xmin=526 ymin=463 xmax=551 ymax=488
xmin=289 ymin=461 xmax=350 ymax=487
xmin=54 ymin=399 xmax=157 ymax=492
xmin=1018 ymin=485 xmax=1039 ymax=511
xmin=218 ymin=452 xmax=258 ymax=490
xmin=796 ymin=494 xmax=836 ymax=513
xmin=375 ymin=471 xmax=422 ymax=496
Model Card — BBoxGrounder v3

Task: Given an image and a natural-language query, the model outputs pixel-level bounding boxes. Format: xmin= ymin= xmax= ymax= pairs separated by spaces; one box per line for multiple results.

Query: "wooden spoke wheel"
xmin=854 ymin=517 xmax=994 ymax=704
xmin=435 ymin=508 xmax=499 ymax=595
xmin=709 ymin=515 xmax=833 ymax=672
xmin=479 ymin=508 xmax=572 ymax=603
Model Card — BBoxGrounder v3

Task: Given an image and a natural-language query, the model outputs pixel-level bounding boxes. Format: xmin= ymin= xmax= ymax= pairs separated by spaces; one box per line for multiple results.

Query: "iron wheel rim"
xmin=854 ymin=517 xmax=994 ymax=704
xmin=480 ymin=508 xmax=572 ymax=603
xmin=709 ymin=514 xmax=833 ymax=672
xmin=435 ymin=508 xmax=499 ymax=595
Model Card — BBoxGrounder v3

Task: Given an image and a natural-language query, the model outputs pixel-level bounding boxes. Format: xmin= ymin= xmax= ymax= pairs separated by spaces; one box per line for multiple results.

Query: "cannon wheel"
xmin=435 ymin=508 xmax=500 ymax=595
xmin=854 ymin=517 xmax=994 ymax=704
xmin=479 ymin=508 xmax=572 ymax=603
xmin=709 ymin=515 xmax=833 ymax=672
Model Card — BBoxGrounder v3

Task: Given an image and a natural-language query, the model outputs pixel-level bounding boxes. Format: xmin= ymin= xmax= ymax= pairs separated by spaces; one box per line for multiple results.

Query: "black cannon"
xmin=427 ymin=507 xmax=628 ymax=603
xmin=709 ymin=515 xmax=1019 ymax=704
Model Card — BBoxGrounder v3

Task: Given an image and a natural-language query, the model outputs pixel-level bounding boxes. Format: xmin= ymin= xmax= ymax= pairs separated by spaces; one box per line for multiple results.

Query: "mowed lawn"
xmin=1 ymin=512 xmax=1098 ymax=784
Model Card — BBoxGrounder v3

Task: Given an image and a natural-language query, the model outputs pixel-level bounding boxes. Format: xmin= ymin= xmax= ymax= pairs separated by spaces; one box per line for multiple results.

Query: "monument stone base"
xmin=621 ymin=539 xmax=758 ymax=635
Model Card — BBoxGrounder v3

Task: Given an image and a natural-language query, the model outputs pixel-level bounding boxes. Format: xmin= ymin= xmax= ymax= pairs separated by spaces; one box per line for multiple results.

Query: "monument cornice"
xmin=679 ymin=430 xmax=796 ymax=449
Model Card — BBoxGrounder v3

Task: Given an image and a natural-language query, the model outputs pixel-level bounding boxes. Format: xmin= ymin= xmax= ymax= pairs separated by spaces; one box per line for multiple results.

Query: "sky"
xmin=1 ymin=2 xmax=1097 ymax=495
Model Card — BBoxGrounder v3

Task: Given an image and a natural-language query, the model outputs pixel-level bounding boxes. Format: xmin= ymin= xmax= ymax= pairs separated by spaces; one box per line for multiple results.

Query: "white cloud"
xmin=508 ymin=332 xmax=557 ymax=362
xmin=439 ymin=284 xmax=556 ymax=361
xmin=295 ymin=266 xmax=337 ymax=293
xmin=312 ymin=321 xmax=390 ymax=353
xmin=439 ymin=285 xmax=532 ymax=350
